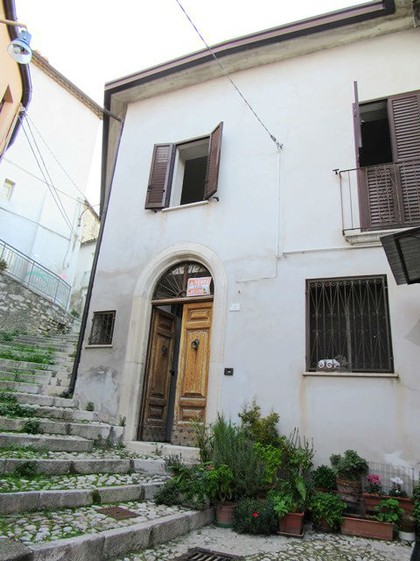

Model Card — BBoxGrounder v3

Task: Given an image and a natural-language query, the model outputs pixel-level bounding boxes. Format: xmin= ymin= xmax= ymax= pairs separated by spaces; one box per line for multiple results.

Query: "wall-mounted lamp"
xmin=0 ymin=18 xmax=32 ymax=64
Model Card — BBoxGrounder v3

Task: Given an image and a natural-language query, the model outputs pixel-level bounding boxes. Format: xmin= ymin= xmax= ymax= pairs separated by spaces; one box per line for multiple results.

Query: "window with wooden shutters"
xmin=145 ymin=122 xmax=223 ymax=210
xmin=354 ymin=90 xmax=420 ymax=230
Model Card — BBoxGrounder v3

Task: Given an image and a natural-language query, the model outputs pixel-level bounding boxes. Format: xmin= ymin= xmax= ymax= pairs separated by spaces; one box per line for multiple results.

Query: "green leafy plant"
xmin=14 ymin=461 xmax=39 ymax=478
xmin=204 ymin=463 xmax=234 ymax=504
xmin=270 ymin=492 xmax=297 ymax=517
xmin=21 ymin=419 xmax=42 ymax=434
xmin=374 ymin=498 xmax=404 ymax=525
xmin=254 ymin=443 xmax=282 ymax=488
xmin=238 ymin=399 xmax=281 ymax=446
xmin=330 ymin=450 xmax=368 ymax=481
xmin=309 ymin=491 xmax=346 ymax=531
xmin=232 ymin=497 xmax=277 ymax=534
xmin=0 ymin=258 xmax=7 ymax=272
xmin=210 ymin=414 xmax=263 ymax=500
xmin=86 ymin=401 xmax=95 ymax=411
xmin=412 ymin=482 xmax=420 ymax=502
xmin=155 ymin=462 xmax=209 ymax=510
xmin=192 ymin=418 xmax=213 ymax=463
xmin=91 ymin=489 xmax=102 ymax=505
xmin=0 ymin=393 xmax=34 ymax=418
xmin=311 ymin=465 xmax=337 ymax=491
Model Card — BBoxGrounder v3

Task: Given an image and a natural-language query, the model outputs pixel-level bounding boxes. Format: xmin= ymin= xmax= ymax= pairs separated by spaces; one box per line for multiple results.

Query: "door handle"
xmin=191 ymin=338 xmax=200 ymax=350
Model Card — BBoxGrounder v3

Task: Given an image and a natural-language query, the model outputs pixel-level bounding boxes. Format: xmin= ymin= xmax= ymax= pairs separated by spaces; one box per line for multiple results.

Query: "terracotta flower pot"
xmin=278 ymin=512 xmax=304 ymax=536
xmin=336 ymin=478 xmax=362 ymax=506
xmin=341 ymin=515 xmax=394 ymax=540
xmin=363 ymin=493 xmax=414 ymax=515
xmin=215 ymin=502 xmax=236 ymax=528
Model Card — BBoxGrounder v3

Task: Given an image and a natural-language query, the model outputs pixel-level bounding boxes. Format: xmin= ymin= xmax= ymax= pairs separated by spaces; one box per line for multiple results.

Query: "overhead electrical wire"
xmin=19 ymin=115 xmax=78 ymax=238
xmin=174 ymin=0 xmax=283 ymax=150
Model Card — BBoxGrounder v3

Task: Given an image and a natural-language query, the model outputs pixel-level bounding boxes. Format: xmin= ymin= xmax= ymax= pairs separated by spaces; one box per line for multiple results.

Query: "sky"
xmin=14 ymin=0 xmax=359 ymax=105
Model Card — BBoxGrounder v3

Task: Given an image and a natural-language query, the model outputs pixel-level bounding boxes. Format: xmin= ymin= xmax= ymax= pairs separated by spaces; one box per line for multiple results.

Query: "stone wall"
xmin=0 ymin=272 xmax=74 ymax=335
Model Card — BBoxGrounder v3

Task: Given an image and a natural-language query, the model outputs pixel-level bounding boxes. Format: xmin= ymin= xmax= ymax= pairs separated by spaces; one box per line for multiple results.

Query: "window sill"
xmin=85 ymin=344 xmax=113 ymax=349
xmin=303 ymin=371 xmax=398 ymax=378
xmin=344 ymin=228 xmax=403 ymax=247
xmin=162 ymin=200 xmax=209 ymax=213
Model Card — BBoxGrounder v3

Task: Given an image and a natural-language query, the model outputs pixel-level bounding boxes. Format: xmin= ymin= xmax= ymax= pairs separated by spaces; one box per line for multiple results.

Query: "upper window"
xmin=354 ymin=90 xmax=420 ymax=230
xmin=0 ymin=178 xmax=15 ymax=201
xmin=306 ymin=276 xmax=393 ymax=373
xmin=89 ymin=311 xmax=116 ymax=345
xmin=145 ymin=122 xmax=223 ymax=210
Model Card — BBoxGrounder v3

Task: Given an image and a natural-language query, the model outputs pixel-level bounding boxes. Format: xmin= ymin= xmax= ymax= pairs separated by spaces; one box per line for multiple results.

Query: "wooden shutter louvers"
xmin=145 ymin=144 xmax=175 ymax=210
xmin=204 ymin=122 xmax=223 ymax=199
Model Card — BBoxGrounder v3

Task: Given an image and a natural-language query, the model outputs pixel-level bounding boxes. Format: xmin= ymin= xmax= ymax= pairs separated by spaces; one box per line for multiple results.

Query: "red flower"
xmin=252 ymin=512 xmax=259 ymax=518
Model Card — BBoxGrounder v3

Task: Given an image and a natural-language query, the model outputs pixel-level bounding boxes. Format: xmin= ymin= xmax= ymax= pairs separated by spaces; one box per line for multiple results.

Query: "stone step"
xmin=0 ymin=370 xmax=52 ymax=384
xmin=11 ymin=392 xmax=78 ymax=408
xmin=0 ymin=457 xmax=167 ymax=476
xmin=0 ymin=416 xmax=124 ymax=443
xmin=0 ymin=432 xmax=94 ymax=452
xmin=20 ymin=507 xmax=213 ymax=561
xmin=0 ymin=379 xmax=44 ymax=394
xmin=126 ymin=441 xmax=200 ymax=463
xmin=0 ymin=358 xmax=56 ymax=371
xmin=29 ymin=405 xmax=98 ymax=422
xmin=0 ymin=482 xmax=162 ymax=514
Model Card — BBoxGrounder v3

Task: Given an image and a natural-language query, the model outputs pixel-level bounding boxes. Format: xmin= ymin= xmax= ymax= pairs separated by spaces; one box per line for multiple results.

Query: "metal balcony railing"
xmin=0 ymin=239 xmax=71 ymax=310
xmin=338 ymin=159 xmax=420 ymax=234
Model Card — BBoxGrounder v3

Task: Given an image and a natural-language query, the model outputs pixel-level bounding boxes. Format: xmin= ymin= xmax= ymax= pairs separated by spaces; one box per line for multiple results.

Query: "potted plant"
xmin=311 ymin=465 xmax=337 ymax=493
xmin=309 ymin=491 xmax=346 ymax=532
xmin=330 ymin=450 xmax=368 ymax=506
xmin=232 ymin=497 xmax=278 ymax=535
xmin=398 ymin=514 xmax=416 ymax=543
xmin=363 ymin=474 xmax=414 ymax=515
xmin=272 ymin=492 xmax=304 ymax=536
xmin=341 ymin=497 xmax=403 ymax=540
xmin=204 ymin=463 xmax=235 ymax=527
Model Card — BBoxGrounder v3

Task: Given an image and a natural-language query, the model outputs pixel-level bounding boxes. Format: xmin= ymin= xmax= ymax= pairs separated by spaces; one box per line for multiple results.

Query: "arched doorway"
xmin=137 ymin=261 xmax=213 ymax=446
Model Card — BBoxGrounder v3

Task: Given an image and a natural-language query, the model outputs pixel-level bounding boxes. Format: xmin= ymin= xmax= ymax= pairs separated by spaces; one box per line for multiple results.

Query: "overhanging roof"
xmin=381 ymin=227 xmax=420 ymax=285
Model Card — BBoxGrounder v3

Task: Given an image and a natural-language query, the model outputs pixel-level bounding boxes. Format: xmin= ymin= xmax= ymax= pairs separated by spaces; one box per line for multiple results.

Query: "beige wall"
xmin=0 ymin=6 xmax=24 ymax=158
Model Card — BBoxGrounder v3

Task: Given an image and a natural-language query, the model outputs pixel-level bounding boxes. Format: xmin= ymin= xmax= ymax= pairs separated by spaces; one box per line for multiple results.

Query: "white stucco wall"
xmin=76 ymin=27 xmax=420 ymax=467
xmin=0 ymin=62 xmax=101 ymax=288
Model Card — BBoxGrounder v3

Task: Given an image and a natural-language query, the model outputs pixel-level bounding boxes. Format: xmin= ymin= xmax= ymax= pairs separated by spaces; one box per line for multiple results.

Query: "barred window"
xmin=89 ymin=311 xmax=116 ymax=345
xmin=306 ymin=276 xmax=393 ymax=373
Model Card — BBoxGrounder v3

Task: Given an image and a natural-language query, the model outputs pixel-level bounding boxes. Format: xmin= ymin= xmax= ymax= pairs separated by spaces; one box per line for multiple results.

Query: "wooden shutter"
xmin=145 ymin=144 xmax=175 ymax=210
xmin=388 ymin=91 xmax=420 ymax=224
xmin=353 ymin=81 xmax=362 ymax=164
xmin=204 ymin=122 xmax=223 ymax=199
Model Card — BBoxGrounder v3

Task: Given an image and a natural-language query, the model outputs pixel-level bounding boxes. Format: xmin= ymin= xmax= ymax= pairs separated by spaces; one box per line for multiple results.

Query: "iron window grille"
xmin=89 ymin=311 xmax=116 ymax=345
xmin=306 ymin=276 xmax=393 ymax=373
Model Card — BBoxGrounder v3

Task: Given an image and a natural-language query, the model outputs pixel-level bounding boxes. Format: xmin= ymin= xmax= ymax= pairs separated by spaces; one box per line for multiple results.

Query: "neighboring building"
xmin=0 ymin=51 xmax=102 ymax=306
xmin=75 ymin=0 xmax=420 ymax=467
xmin=0 ymin=0 xmax=31 ymax=159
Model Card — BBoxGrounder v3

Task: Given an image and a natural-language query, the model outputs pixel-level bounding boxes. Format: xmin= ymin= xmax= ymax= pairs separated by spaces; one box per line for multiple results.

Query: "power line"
xmin=174 ymin=0 xmax=283 ymax=150
xmin=20 ymin=116 xmax=78 ymax=237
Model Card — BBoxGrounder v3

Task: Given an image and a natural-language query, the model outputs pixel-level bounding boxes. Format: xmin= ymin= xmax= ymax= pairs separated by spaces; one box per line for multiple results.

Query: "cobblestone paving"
xmin=115 ymin=525 xmax=413 ymax=561
xmin=0 ymin=501 xmax=186 ymax=544
xmin=0 ymin=448 xmax=158 ymax=459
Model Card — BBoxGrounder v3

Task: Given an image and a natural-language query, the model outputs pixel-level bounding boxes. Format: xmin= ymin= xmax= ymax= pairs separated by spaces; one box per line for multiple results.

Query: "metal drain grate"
xmin=174 ymin=548 xmax=244 ymax=561
xmin=96 ymin=506 xmax=140 ymax=520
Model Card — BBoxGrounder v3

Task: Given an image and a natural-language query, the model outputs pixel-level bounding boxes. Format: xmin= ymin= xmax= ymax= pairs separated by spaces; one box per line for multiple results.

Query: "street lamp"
xmin=0 ymin=18 xmax=32 ymax=64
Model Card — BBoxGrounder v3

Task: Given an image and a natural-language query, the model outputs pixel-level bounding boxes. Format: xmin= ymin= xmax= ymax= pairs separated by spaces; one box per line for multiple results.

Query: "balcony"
xmin=338 ymin=159 xmax=420 ymax=243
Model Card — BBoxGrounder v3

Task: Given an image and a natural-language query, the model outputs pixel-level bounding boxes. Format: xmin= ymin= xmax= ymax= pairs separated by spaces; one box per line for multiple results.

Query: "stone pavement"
xmin=115 ymin=524 xmax=414 ymax=561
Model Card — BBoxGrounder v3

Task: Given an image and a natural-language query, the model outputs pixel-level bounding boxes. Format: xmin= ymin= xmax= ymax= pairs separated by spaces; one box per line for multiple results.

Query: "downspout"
xmin=67 ymin=103 xmax=125 ymax=396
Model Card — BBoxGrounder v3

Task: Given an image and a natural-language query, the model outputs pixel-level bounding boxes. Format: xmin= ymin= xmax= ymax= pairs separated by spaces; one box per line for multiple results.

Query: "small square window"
xmin=1 ymin=179 xmax=15 ymax=201
xmin=89 ymin=311 xmax=116 ymax=345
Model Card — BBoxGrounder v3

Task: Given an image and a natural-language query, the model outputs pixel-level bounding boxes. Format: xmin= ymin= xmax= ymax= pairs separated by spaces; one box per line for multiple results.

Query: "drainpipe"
xmin=67 ymin=105 xmax=124 ymax=397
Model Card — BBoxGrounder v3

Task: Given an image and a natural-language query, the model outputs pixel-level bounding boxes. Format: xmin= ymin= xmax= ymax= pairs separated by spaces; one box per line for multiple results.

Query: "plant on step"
xmin=233 ymin=497 xmax=277 ymax=534
xmin=309 ymin=491 xmax=346 ymax=531
xmin=0 ymin=258 xmax=7 ymax=272
xmin=154 ymin=462 xmax=209 ymax=510
xmin=21 ymin=418 xmax=42 ymax=435
xmin=0 ymin=392 xmax=34 ymax=418
xmin=192 ymin=417 xmax=213 ymax=463
xmin=203 ymin=463 xmax=234 ymax=504
xmin=91 ymin=489 xmax=102 ymax=505
xmin=374 ymin=498 xmax=404 ymax=525
xmin=0 ymin=329 xmax=19 ymax=342
xmin=86 ymin=401 xmax=95 ymax=411
xmin=14 ymin=461 xmax=39 ymax=478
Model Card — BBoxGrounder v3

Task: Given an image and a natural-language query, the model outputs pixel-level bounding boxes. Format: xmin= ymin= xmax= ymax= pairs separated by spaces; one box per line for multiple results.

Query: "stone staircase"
xmin=0 ymin=331 xmax=211 ymax=561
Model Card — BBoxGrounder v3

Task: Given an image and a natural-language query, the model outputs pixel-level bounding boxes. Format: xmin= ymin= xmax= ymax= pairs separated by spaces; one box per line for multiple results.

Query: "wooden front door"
xmin=171 ymin=301 xmax=213 ymax=445
xmin=140 ymin=308 xmax=176 ymax=441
